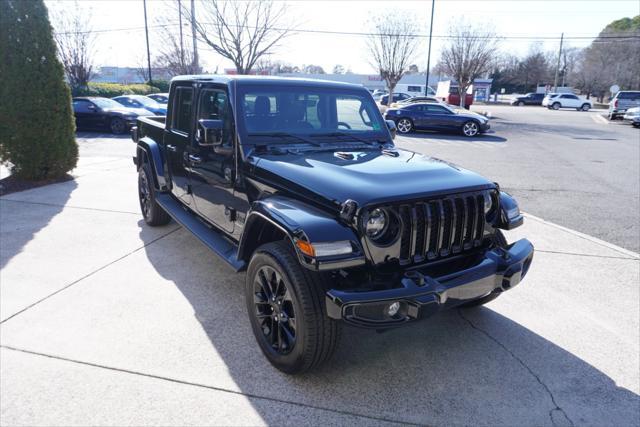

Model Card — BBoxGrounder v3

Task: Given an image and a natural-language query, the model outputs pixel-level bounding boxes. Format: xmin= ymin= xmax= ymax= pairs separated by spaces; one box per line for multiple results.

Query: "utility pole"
xmin=424 ymin=0 xmax=435 ymax=96
xmin=178 ymin=0 xmax=184 ymax=69
xmin=190 ymin=0 xmax=199 ymax=73
xmin=553 ymin=32 xmax=564 ymax=93
xmin=143 ymin=0 xmax=152 ymax=84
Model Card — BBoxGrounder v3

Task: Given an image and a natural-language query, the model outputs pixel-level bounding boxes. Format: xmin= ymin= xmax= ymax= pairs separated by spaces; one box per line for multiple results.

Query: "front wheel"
xmin=245 ymin=241 xmax=340 ymax=374
xmin=552 ymin=102 xmax=561 ymax=110
xmin=462 ymin=121 xmax=480 ymax=137
xmin=396 ymin=118 xmax=413 ymax=134
xmin=517 ymin=101 xmax=525 ymax=106
xmin=581 ymin=103 xmax=590 ymax=111
xmin=110 ymin=117 xmax=126 ymax=134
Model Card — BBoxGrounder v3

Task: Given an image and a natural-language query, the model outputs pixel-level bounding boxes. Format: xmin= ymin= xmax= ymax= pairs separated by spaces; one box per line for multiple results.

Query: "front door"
xmin=190 ymin=86 xmax=237 ymax=233
xmin=166 ymin=84 xmax=194 ymax=206
xmin=424 ymin=104 xmax=455 ymax=130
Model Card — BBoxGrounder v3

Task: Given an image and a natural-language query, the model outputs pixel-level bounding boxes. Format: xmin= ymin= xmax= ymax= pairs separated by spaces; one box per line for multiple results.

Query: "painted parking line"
xmin=591 ymin=114 xmax=609 ymax=125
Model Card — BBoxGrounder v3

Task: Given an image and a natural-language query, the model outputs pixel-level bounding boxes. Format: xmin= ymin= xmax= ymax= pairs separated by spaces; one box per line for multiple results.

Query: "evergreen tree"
xmin=0 ymin=0 xmax=78 ymax=180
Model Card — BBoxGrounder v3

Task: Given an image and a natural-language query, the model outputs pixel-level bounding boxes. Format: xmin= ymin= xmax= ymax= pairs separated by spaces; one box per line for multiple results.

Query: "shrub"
xmin=0 ymin=0 xmax=78 ymax=180
xmin=147 ymin=79 xmax=170 ymax=92
xmin=74 ymin=82 xmax=161 ymax=98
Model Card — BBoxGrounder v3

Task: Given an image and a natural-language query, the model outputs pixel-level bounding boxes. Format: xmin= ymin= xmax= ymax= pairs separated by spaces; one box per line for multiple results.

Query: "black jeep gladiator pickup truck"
xmin=132 ymin=75 xmax=534 ymax=374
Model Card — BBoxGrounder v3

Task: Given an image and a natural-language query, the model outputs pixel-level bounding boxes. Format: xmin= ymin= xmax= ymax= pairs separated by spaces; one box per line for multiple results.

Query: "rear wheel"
xmin=138 ymin=164 xmax=171 ymax=226
xmin=459 ymin=231 xmax=508 ymax=308
xmin=396 ymin=118 xmax=413 ymax=134
xmin=552 ymin=102 xmax=561 ymax=110
xmin=462 ymin=121 xmax=480 ymax=137
xmin=581 ymin=103 xmax=590 ymax=111
xmin=245 ymin=241 xmax=340 ymax=374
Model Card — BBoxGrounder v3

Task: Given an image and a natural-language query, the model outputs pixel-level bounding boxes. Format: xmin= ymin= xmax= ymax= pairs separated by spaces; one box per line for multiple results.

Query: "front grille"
xmin=396 ymin=192 xmax=490 ymax=265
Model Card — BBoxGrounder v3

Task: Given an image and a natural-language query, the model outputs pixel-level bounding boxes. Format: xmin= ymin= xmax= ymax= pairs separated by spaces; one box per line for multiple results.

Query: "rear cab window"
xmin=172 ymin=86 xmax=194 ymax=134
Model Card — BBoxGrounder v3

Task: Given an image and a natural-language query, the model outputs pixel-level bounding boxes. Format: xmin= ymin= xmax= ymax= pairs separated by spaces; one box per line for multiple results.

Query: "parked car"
xmin=623 ymin=106 xmax=640 ymax=127
xmin=543 ymin=93 xmax=592 ymax=111
xmin=371 ymin=89 xmax=388 ymax=97
xmin=390 ymin=96 xmax=440 ymax=108
xmin=147 ymin=93 xmax=169 ymax=105
xmin=379 ymin=92 xmax=411 ymax=106
xmin=541 ymin=93 xmax=560 ymax=107
xmin=609 ymin=91 xmax=640 ymax=120
xmin=132 ymin=75 xmax=532 ymax=374
xmin=112 ymin=95 xmax=167 ymax=115
xmin=511 ymin=93 xmax=545 ymax=106
xmin=72 ymin=97 xmax=151 ymax=134
xmin=384 ymin=102 xmax=490 ymax=137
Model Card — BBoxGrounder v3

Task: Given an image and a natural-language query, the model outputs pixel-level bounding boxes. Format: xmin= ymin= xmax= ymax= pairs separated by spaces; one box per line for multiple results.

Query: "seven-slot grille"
xmin=395 ymin=192 xmax=491 ymax=265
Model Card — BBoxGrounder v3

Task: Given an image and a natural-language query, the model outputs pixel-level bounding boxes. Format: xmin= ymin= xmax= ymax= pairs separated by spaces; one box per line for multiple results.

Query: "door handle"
xmin=166 ymin=144 xmax=177 ymax=152
xmin=188 ymin=154 xmax=202 ymax=164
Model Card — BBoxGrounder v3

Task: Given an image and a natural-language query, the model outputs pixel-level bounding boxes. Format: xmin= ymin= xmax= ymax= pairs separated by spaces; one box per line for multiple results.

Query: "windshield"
xmin=132 ymin=96 xmax=161 ymax=108
xmin=92 ymin=98 xmax=124 ymax=109
xmin=239 ymin=86 xmax=386 ymax=142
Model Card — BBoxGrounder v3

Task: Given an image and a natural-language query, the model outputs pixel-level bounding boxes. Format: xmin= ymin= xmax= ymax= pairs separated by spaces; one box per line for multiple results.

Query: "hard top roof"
xmin=171 ymin=74 xmax=366 ymax=90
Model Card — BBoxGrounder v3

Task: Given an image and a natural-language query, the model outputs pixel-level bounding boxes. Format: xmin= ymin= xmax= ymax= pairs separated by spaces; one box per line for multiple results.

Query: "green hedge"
xmin=73 ymin=82 xmax=161 ymax=98
xmin=147 ymin=79 xmax=170 ymax=92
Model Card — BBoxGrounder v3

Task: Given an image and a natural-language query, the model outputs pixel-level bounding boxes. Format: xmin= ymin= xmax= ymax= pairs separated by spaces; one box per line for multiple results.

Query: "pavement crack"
xmin=0 ymin=227 xmax=180 ymax=325
xmin=457 ymin=309 xmax=575 ymax=427
xmin=0 ymin=199 xmax=140 ymax=215
xmin=0 ymin=345 xmax=412 ymax=426
xmin=536 ymin=249 xmax=639 ymax=261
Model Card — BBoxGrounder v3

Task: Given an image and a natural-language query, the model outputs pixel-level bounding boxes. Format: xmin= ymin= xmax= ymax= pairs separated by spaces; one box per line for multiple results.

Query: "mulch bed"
xmin=0 ymin=174 xmax=74 ymax=197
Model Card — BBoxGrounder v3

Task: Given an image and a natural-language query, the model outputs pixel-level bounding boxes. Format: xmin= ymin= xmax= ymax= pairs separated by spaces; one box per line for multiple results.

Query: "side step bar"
xmin=156 ymin=193 xmax=246 ymax=272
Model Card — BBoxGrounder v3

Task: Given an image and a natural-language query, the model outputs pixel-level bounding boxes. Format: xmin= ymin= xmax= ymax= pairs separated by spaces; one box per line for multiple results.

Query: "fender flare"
xmin=238 ymin=196 xmax=365 ymax=271
xmin=136 ymin=137 xmax=168 ymax=191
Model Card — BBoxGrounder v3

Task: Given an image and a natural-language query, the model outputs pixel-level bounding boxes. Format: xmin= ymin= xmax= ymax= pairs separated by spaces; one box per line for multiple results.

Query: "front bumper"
xmin=326 ymin=238 xmax=534 ymax=328
xmin=623 ymin=114 xmax=640 ymax=123
xmin=479 ymin=122 xmax=490 ymax=132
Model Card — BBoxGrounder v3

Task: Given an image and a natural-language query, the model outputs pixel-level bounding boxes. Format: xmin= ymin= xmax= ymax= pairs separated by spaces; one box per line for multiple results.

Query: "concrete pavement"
xmin=1 ymin=135 xmax=639 ymax=426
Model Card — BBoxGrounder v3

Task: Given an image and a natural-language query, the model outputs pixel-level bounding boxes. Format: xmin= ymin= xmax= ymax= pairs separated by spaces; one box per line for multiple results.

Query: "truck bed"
xmin=137 ymin=116 xmax=166 ymax=142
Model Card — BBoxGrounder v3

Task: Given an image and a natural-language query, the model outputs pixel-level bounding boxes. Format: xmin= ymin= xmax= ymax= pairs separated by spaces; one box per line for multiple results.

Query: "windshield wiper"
xmin=312 ymin=132 xmax=386 ymax=147
xmin=248 ymin=132 xmax=321 ymax=146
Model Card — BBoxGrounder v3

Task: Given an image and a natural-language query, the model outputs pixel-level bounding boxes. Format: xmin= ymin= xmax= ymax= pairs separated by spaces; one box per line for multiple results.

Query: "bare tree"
xmin=183 ymin=0 xmax=293 ymax=75
xmin=154 ymin=17 xmax=200 ymax=76
xmin=439 ymin=22 xmax=500 ymax=107
xmin=366 ymin=13 xmax=419 ymax=105
xmin=50 ymin=1 xmax=96 ymax=92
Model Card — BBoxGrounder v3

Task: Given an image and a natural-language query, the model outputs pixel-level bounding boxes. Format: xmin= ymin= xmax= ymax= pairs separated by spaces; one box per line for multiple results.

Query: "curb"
xmin=523 ymin=212 xmax=639 ymax=259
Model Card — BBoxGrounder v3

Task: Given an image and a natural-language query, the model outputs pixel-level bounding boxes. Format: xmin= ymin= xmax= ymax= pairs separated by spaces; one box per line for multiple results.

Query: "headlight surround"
xmin=365 ymin=208 xmax=388 ymax=239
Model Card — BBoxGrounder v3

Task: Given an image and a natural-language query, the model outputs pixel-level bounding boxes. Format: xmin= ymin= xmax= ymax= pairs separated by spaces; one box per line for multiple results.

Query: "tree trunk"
xmin=459 ymin=86 xmax=466 ymax=108
xmin=387 ymin=83 xmax=395 ymax=107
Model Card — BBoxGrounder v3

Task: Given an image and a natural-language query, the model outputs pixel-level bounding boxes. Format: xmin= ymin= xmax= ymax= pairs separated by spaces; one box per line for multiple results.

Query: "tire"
xmin=138 ymin=164 xmax=171 ymax=226
xmin=459 ymin=231 xmax=508 ymax=308
xmin=396 ymin=118 xmax=413 ymax=134
xmin=517 ymin=101 xmax=525 ymax=106
xmin=461 ymin=121 xmax=480 ymax=137
xmin=608 ymin=113 xmax=616 ymax=120
xmin=581 ymin=103 xmax=590 ymax=111
xmin=552 ymin=102 xmax=561 ymax=110
xmin=245 ymin=241 xmax=340 ymax=374
xmin=110 ymin=117 xmax=126 ymax=134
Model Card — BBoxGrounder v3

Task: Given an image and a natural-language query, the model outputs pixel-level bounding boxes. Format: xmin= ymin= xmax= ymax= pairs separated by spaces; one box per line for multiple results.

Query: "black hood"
xmin=253 ymin=148 xmax=494 ymax=208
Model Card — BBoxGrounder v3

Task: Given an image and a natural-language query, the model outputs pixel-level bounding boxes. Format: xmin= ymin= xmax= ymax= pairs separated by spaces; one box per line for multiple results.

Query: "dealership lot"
xmin=1 ymin=107 xmax=639 ymax=426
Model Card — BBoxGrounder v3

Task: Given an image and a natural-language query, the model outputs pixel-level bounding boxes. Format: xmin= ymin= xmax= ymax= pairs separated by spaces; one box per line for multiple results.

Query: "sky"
xmin=45 ymin=0 xmax=640 ymax=74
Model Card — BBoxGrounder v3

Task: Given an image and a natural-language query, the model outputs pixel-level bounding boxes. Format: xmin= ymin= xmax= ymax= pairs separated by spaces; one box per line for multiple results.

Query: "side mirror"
xmin=385 ymin=120 xmax=397 ymax=140
xmin=197 ymin=119 xmax=224 ymax=147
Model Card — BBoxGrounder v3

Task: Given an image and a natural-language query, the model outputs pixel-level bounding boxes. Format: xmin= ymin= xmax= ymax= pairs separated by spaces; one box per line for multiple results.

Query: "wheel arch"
xmin=136 ymin=137 xmax=168 ymax=191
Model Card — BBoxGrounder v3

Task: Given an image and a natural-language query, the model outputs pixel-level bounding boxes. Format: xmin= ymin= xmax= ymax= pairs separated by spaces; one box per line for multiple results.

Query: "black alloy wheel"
xmin=245 ymin=241 xmax=340 ymax=374
xmin=110 ymin=117 xmax=126 ymax=134
xmin=138 ymin=165 xmax=171 ymax=226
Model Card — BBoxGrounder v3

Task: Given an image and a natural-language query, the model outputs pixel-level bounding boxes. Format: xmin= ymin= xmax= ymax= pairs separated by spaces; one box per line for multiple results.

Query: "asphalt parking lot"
xmin=1 ymin=107 xmax=639 ymax=426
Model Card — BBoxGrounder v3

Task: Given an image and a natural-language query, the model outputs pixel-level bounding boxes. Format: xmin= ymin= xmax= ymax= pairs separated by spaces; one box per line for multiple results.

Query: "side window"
xmin=172 ymin=87 xmax=193 ymax=134
xmin=426 ymin=105 xmax=449 ymax=113
xmin=73 ymin=100 xmax=95 ymax=113
xmin=198 ymin=89 xmax=232 ymax=146
xmin=407 ymin=86 xmax=422 ymax=92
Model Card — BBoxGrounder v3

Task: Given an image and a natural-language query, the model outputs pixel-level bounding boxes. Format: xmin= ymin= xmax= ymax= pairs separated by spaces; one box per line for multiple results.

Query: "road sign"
xmin=610 ymin=85 xmax=620 ymax=94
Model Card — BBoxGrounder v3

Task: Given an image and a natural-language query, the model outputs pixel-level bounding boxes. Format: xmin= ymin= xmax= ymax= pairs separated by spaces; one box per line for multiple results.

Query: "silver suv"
xmin=609 ymin=91 xmax=640 ymax=120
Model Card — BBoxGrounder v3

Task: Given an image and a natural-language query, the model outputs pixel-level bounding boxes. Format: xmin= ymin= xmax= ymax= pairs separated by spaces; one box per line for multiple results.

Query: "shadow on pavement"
xmin=76 ymin=130 xmax=130 ymax=140
xmin=0 ymin=180 xmax=77 ymax=270
xmin=401 ymin=131 xmax=507 ymax=143
xmin=140 ymin=226 xmax=639 ymax=425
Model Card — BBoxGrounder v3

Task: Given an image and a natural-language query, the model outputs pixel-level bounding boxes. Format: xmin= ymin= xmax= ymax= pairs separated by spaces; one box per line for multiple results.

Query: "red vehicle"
xmin=436 ymin=80 xmax=473 ymax=109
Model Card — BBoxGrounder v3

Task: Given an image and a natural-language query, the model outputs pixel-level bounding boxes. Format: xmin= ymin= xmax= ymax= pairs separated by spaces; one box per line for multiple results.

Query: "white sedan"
xmin=543 ymin=93 xmax=592 ymax=111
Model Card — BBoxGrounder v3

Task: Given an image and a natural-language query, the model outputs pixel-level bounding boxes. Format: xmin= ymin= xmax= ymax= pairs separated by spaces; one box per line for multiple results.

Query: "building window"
xmin=407 ymin=86 xmax=422 ymax=92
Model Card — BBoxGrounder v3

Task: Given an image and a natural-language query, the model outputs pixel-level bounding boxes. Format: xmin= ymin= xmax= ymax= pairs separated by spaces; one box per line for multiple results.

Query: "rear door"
xmin=190 ymin=86 xmax=237 ymax=234
xmin=165 ymin=84 xmax=194 ymax=206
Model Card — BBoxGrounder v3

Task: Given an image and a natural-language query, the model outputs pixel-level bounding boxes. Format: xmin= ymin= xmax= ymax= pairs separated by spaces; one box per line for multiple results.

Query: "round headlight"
xmin=366 ymin=208 xmax=387 ymax=238
xmin=483 ymin=192 xmax=493 ymax=214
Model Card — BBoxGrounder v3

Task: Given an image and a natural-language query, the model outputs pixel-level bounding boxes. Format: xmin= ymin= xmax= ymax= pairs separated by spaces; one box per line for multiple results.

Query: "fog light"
xmin=387 ymin=301 xmax=401 ymax=317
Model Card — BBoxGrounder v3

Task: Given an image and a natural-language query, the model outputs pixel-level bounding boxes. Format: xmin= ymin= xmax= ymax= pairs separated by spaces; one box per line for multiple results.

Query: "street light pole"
xmin=191 ymin=0 xmax=199 ymax=72
xmin=425 ymin=0 xmax=435 ymax=96
xmin=143 ymin=0 xmax=152 ymax=85
xmin=553 ymin=32 xmax=564 ymax=93
xmin=178 ymin=0 xmax=184 ymax=68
